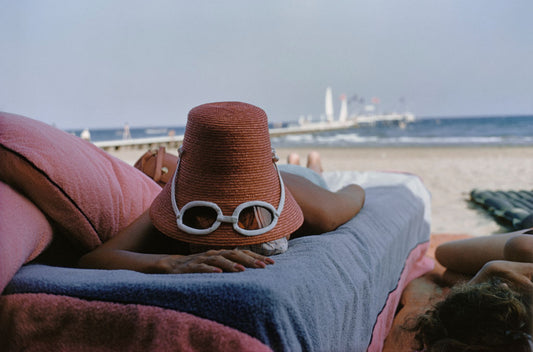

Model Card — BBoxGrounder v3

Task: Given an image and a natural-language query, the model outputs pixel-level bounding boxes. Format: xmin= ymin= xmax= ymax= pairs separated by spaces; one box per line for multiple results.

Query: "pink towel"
xmin=368 ymin=241 xmax=434 ymax=352
xmin=0 ymin=111 xmax=161 ymax=289
xmin=0 ymin=293 xmax=272 ymax=352
xmin=0 ymin=182 xmax=53 ymax=292
xmin=0 ymin=112 xmax=161 ymax=250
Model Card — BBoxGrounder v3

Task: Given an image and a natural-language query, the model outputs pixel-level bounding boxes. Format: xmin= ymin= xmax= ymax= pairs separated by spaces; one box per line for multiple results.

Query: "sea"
xmin=68 ymin=115 xmax=533 ymax=148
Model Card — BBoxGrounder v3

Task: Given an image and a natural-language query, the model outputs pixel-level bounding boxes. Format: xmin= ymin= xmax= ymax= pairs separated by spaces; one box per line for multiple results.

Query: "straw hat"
xmin=149 ymin=102 xmax=304 ymax=246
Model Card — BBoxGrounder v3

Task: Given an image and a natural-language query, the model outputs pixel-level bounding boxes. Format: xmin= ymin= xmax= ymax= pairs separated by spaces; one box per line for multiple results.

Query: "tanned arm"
xmin=435 ymin=228 xmax=533 ymax=275
xmin=281 ymin=171 xmax=365 ymax=237
xmin=78 ymin=210 xmax=273 ymax=273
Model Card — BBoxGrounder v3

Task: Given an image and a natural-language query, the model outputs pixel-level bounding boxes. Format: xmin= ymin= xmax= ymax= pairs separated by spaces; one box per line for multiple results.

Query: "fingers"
xmin=234 ymin=249 xmax=275 ymax=265
xmin=508 ymin=273 xmax=533 ymax=293
xmin=197 ymin=255 xmax=246 ymax=273
xmin=207 ymin=249 xmax=274 ymax=269
xmin=164 ymin=255 xmax=241 ymax=274
xmin=468 ymin=260 xmax=533 ymax=294
xmin=164 ymin=249 xmax=275 ymax=274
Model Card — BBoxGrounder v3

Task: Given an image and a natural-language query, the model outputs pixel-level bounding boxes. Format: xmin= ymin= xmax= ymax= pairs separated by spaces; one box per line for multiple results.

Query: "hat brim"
xmin=149 ymin=174 xmax=304 ymax=247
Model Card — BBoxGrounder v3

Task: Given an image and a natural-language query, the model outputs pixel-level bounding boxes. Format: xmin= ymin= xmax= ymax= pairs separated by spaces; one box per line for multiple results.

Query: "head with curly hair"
xmin=412 ymin=279 xmax=532 ymax=352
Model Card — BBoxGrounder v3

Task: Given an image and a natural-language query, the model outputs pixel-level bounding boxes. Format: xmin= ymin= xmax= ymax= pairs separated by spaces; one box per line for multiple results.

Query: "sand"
xmin=106 ymin=146 xmax=533 ymax=237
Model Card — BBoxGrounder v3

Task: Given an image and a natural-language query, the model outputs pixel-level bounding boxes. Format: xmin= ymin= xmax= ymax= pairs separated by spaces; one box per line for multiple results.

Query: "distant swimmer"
xmin=122 ymin=123 xmax=132 ymax=139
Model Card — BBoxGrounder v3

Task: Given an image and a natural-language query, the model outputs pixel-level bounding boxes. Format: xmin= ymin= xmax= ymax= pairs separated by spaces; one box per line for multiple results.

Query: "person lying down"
xmin=384 ymin=228 xmax=533 ymax=352
xmin=79 ymin=101 xmax=365 ymax=274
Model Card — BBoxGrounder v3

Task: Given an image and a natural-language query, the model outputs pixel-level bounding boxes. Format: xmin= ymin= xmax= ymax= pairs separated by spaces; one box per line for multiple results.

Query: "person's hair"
xmin=411 ymin=279 xmax=532 ymax=352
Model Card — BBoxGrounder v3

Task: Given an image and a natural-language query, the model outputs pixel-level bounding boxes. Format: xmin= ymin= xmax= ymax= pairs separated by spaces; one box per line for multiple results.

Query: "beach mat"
xmin=470 ymin=189 xmax=533 ymax=230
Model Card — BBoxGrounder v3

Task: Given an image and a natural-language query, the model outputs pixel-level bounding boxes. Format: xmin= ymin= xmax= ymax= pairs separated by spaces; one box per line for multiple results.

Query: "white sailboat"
xmin=339 ymin=95 xmax=348 ymax=122
xmin=290 ymin=87 xmax=415 ymax=136
xmin=325 ymin=87 xmax=334 ymax=123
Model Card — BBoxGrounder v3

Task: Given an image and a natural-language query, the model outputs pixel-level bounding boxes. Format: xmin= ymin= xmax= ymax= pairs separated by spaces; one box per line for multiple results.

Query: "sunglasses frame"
xmin=170 ymin=154 xmax=285 ymax=237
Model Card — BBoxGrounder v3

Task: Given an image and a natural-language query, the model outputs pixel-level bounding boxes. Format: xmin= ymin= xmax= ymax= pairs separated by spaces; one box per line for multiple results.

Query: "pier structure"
xmin=94 ymin=87 xmax=414 ymax=151
xmin=94 ymin=135 xmax=183 ymax=151
xmin=93 ymin=120 xmax=358 ymax=152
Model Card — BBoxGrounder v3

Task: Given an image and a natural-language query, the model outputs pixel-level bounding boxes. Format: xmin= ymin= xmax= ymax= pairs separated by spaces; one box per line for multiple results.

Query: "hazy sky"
xmin=1 ymin=1 xmax=532 ymax=129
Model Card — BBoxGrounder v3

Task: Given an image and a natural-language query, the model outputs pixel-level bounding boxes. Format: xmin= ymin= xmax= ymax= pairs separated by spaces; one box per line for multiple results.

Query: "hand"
xmin=469 ymin=260 xmax=533 ymax=293
xmin=154 ymin=249 xmax=275 ymax=274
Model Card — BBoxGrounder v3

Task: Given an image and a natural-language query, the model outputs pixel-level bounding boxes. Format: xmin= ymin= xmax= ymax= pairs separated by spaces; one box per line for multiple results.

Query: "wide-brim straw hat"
xmin=149 ymin=101 xmax=304 ymax=246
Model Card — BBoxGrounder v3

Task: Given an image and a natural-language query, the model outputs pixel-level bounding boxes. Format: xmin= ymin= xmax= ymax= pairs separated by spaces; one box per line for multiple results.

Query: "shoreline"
xmin=106 ymin=145 xmax=533 ymax=237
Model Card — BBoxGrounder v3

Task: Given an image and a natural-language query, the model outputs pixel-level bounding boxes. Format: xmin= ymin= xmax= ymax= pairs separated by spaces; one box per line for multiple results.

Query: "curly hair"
xmin=411 ymin=279 xmax=532 ymax=352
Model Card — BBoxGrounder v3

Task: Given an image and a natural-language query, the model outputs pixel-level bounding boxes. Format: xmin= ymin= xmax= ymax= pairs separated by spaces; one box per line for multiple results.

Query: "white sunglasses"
xmin=170 ymin=149 xmax=285 ymax=237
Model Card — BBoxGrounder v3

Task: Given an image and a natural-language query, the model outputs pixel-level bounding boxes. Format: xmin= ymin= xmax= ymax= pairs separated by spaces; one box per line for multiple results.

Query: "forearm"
xmin=335 ymin=184 xmax=365 ymax=218
xmin=77 ymin=210 xmax=274 ymax=274
xmin=311 ymin=183 xmax=365 ymax=233
xmin=78 ymin=248 xmax=169 ymax=273
xmin=77 ymin=209 xmax=174 ymax=272
xmin=288 ymin=176 xmax=365 ymax=236
xmin=79 ymin=247 xmax=274 ymax=274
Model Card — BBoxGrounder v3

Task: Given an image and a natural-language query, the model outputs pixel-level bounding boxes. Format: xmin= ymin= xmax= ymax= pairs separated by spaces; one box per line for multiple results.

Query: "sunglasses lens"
xmin=237 ymin=206 xmax=274 ymax=230
xmin=182 ymin=206 xmax=218 ymax=230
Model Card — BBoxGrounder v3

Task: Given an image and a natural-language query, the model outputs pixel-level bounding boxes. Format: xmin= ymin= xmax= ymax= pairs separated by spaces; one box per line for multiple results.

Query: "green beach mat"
xmin=470 ymin=189 xmax=533 ymax=230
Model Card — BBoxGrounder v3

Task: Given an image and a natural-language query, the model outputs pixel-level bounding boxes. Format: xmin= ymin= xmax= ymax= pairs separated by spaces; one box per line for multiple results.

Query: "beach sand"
xmin=106 ymin=146 xmax=533 ymax=237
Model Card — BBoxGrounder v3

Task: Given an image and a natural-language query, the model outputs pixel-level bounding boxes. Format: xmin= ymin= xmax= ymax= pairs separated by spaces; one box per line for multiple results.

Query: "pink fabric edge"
xmin=0 ymin=292 xmax=273 ymax=352
xmin=0 ymin=182 xmax=53 ymax=293
xmin=367 ymin=241 xmax=434 ymax=352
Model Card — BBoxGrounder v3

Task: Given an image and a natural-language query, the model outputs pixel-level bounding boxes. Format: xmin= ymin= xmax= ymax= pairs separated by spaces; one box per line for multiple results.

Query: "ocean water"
xmin=70 ymin=115 xmax=533 ymax=147
xmin=272 ymin=115 xmax=533 ymax=148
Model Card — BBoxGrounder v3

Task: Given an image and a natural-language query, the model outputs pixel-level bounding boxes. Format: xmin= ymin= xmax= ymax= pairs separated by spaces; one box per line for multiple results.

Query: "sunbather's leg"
xmin=288 ymin=151 xmax=323 ymax=174
xmin=281 ymin=151 xmax=327 ymax=189
xmin=306 ymin=151 xmax=323 ymax=174
xmin=287 ymin=152 xmax=300 ymax=165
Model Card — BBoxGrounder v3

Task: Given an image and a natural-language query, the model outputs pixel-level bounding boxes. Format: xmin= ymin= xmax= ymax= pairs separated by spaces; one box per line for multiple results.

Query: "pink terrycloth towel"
xmin=0 ymin=182 xmax=53 ymax=293
xmin=0 ymin=293 xmax=273 ymax=352
xmin=0 ymin=112 xmax=161 ymax=250
xmin=367 ymin=241 xmax=434 ymax=352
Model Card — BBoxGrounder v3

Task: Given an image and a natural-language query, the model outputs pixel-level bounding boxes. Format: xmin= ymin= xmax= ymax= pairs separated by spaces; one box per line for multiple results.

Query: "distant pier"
xmin=94 ymin=135 xmax=184 ymax=151
xmin=93 ymin=121 xmax=360 ymax=151
xmin=93 ymin=86 xmax=415 ymax=151
xmin=93 ymin=111 xmax=414 ymax=151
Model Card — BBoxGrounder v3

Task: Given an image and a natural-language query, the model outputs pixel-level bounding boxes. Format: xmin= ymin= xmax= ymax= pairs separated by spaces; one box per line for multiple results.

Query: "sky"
xmin=1 ymin=1 xmax=532 ymax=129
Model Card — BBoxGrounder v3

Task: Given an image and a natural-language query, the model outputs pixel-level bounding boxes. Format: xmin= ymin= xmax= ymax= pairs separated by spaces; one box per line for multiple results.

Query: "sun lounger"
xmin=1 ymin=112 xmax=432 ymax=351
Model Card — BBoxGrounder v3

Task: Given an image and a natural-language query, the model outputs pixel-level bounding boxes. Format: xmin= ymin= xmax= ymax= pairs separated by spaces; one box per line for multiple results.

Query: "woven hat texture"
xmin=150 ymin=101 xmax=304 ymax=246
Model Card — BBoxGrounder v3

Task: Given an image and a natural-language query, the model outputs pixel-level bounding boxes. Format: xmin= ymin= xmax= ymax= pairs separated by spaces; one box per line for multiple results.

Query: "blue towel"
xmin=5 ymin=171 xmax=431 ymax=352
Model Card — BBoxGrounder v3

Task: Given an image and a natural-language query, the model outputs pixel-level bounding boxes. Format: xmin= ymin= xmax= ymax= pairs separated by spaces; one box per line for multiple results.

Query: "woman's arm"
xmin=78 ymin=210 xmax=274 ymax=273
xmin=435 ymin=228 xmax=533 ymax=275
xmin=504 ymin=230 xmax=533 ymax=262
xmin=281 ymin=171 xmax=365 ymax=236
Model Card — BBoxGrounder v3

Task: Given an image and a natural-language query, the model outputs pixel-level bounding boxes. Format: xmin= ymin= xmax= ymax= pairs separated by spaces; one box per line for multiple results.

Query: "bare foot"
xmin=306 ymin=151 xmax=323 ymax=174
xmin=287 ymin=152 xmax=300 ymax=165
